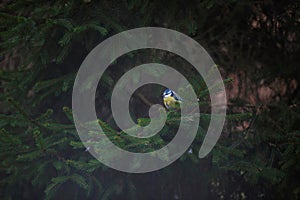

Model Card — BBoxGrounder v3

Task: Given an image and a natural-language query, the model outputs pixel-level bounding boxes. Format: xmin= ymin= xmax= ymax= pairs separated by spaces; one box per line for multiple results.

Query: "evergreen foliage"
xmin=0 ymin=0 xmax=299 ymax=199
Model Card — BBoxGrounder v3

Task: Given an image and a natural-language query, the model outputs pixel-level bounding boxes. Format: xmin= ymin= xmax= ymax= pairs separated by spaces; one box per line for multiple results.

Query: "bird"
xmin=162 ymin=88 xmax=183 ymax=109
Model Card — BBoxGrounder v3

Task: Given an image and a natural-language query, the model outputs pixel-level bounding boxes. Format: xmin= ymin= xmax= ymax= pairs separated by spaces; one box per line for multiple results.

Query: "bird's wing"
xmin=172 ymin=91 xmax=183 ymax=101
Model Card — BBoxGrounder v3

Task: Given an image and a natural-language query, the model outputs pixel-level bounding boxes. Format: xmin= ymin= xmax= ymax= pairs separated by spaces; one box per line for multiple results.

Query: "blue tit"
xmin=162 ymin=88 xmax=183 ymax=109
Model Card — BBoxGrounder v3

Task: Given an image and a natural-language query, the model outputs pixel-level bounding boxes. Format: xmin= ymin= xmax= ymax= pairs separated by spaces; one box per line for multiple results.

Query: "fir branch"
xmin=6 ymin=97 xmax=46 ymax=130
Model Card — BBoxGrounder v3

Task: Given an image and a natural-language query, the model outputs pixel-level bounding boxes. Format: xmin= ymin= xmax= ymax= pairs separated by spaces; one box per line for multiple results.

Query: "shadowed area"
xmin=0 ymin=0 xmax=299 ymax=199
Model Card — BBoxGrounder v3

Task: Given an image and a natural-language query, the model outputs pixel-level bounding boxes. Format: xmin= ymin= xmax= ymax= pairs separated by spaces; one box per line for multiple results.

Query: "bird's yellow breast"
xmin=163 ymin=96 xmax=179 ymax=108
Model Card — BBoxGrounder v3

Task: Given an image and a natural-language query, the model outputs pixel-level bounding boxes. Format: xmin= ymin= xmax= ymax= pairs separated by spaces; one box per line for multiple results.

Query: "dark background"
xmin=0 ymin=0 xmax=299 ymax=199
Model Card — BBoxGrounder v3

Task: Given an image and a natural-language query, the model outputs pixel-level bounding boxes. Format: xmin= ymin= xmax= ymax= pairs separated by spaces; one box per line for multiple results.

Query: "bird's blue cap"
xmin=162 ymin=88 xmax=173 ymax=96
